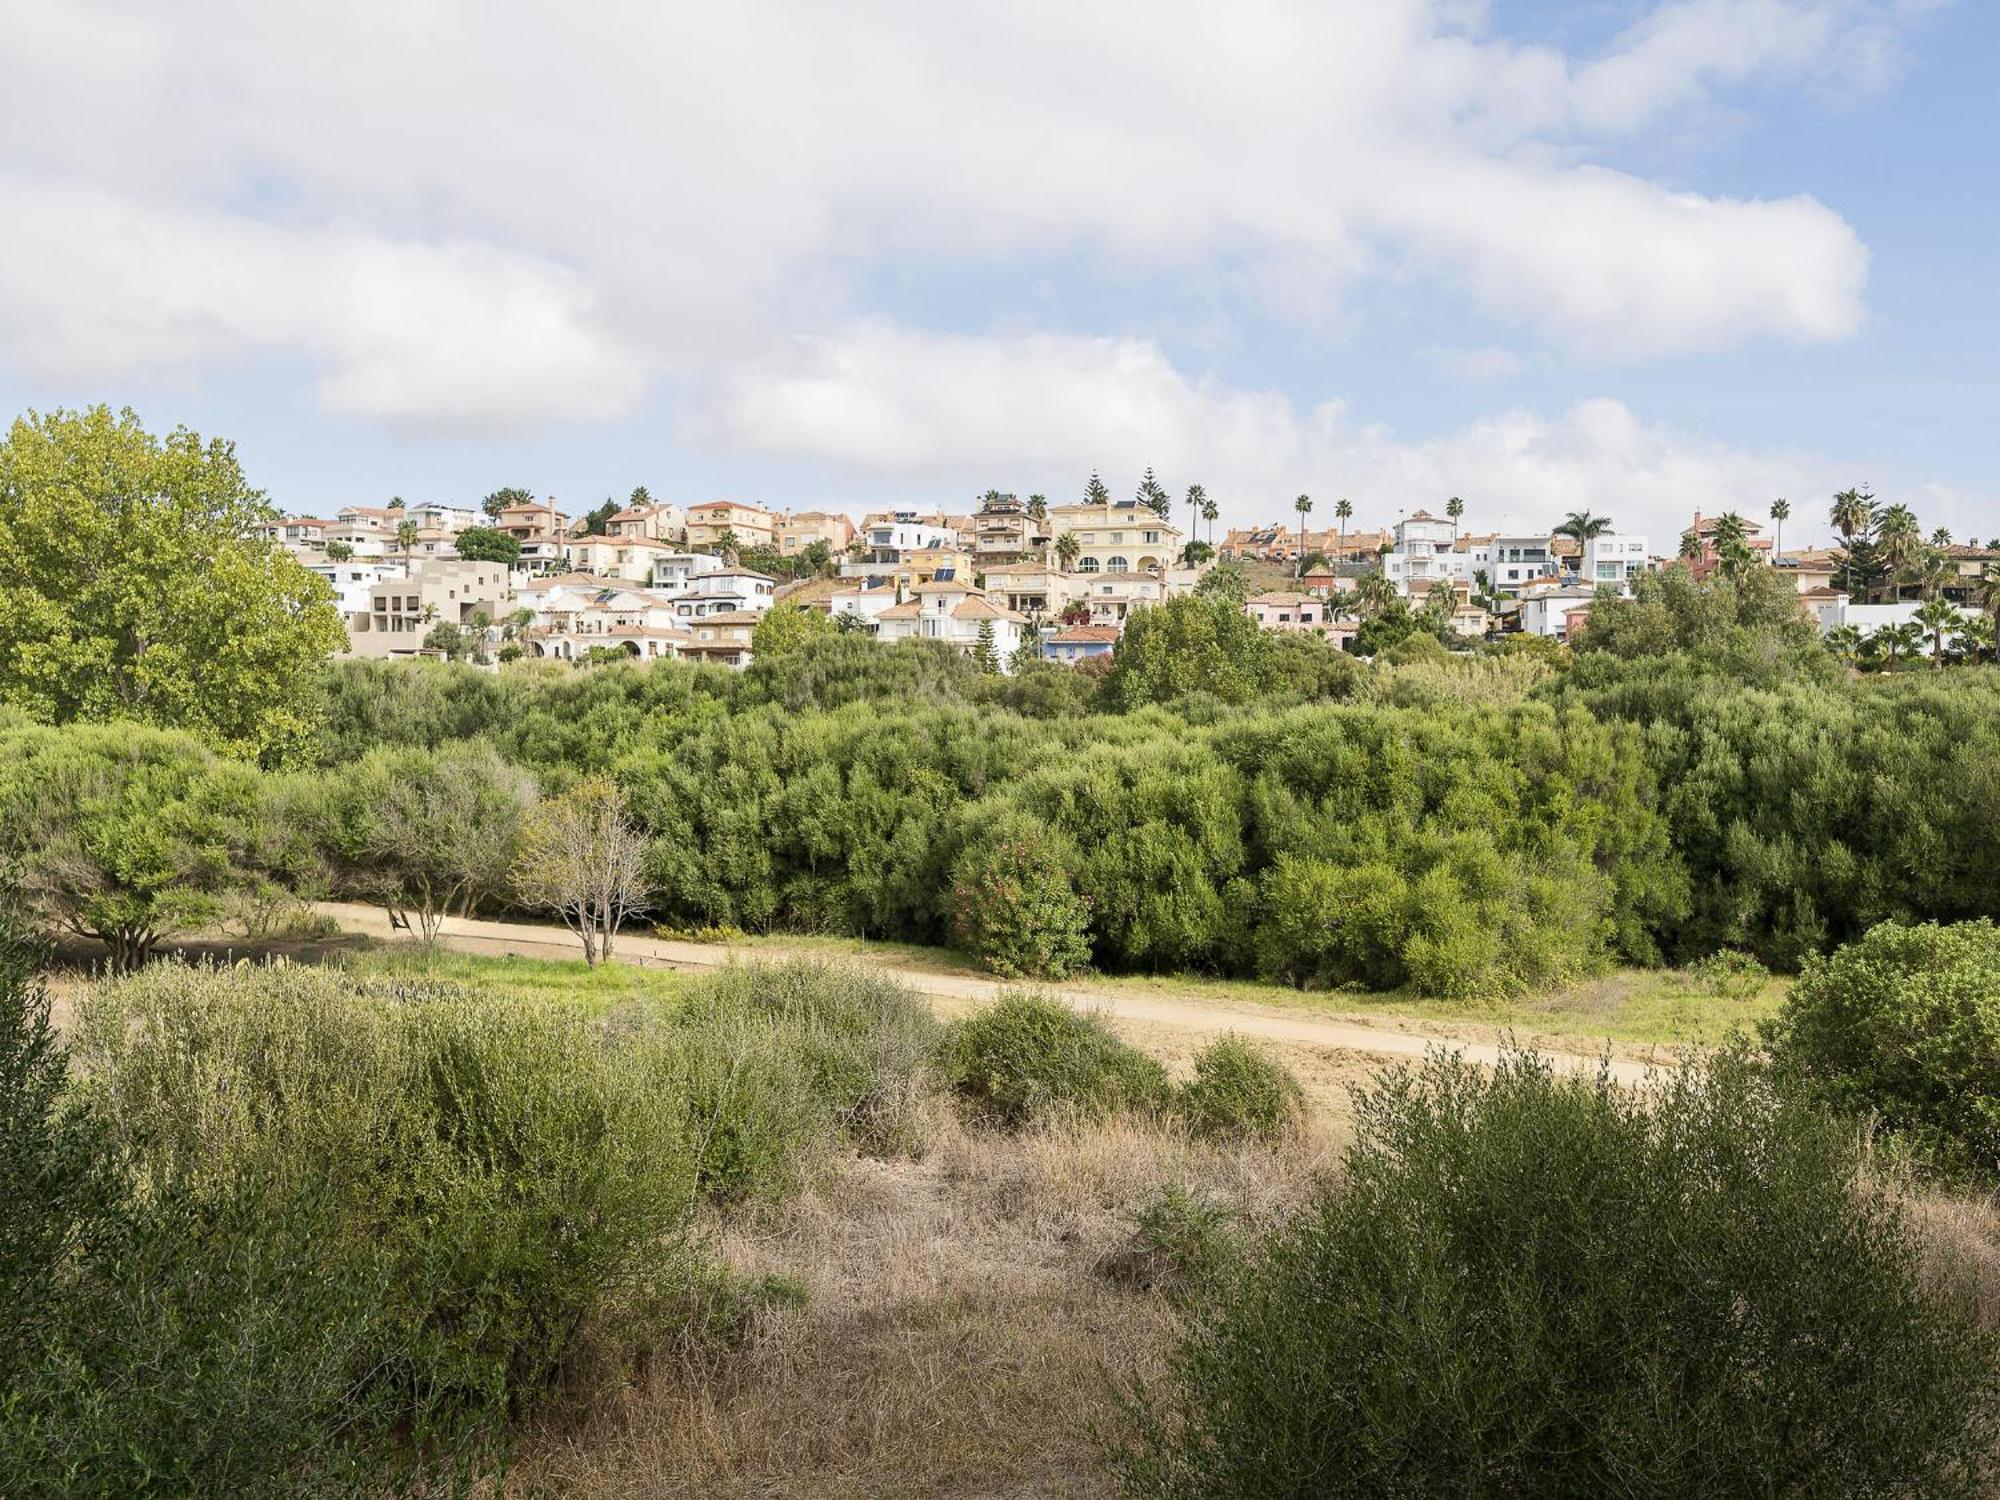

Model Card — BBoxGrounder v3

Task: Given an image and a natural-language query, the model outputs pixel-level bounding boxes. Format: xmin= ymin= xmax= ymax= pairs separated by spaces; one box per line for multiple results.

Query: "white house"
xmin=1517 ymin=584 xmax=1598 ymax=638
xmin=303 ymin=556 xmax=398 ymax=616
xmin=649 ymin=551 xmax=728 ymax=596
xmin=1245 ymin=591 xmax=1357 ymax=646
xmin=1049 ymin=499 xmax=1181 ymax=576
xmin=828 ymin=580 xmax=904 ymax=628
xmin=858 ymin=512 xmax=958 ymax=564
xmin=873 ymin=578 xmax=1029 ymax=663
xmin=1490 ymin=535 xmax=1560 ymax=593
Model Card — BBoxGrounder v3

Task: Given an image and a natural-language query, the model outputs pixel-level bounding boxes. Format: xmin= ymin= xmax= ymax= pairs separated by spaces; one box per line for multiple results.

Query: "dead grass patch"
xmin=505 ymin=1105 xmax=1331 ymax=1499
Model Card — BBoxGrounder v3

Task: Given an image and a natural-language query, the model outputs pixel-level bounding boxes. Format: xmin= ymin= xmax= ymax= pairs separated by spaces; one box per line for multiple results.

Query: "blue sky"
xmin=1 ymin=0 xmax=1993 ymax=547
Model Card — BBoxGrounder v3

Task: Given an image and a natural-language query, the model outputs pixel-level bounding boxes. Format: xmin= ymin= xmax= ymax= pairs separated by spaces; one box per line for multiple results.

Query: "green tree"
xmin=315 ymin=742 xmax=535 ymax=941
xmin=582 ymin=498 xmax=619 ymax=536
xmin=1709 ymin=512 xmax=1753 ymax=579
xmin=1876 ymin=503 xmax=1925 ymax=601
xmin=1026 ymin=494 xmax=1048 ymax=521
xmin=1137 ymin=467 xmax=1171 ymax=520
xmin=394 ymin=518 xmax=418 ymax=563
xmin=481 ymin=485 xmax=534 ymax=520
xmin=1085 ymin=470 xmax=1111 ymax=506
xmin=1445 ymin=495 xmax=1464 ymax=547
xmin=1055 ymin=531 xmax=1081 ymax=570
xmin=512 ymin=776 xmax=654 ymax=965
xmin=1106 ymin=594 xmax=1268 ymax=707
xmin=629 ymin=484 xmax=653 ymax=507
xmin=750 ymin=602 xmax=836 ymax=658
xmin=385 ymin=495 xmax=404 ymax=510
xmin=973 ymin=621 xmax=1001 ymax=673
xmin=0 ymin=406 xmax=345 ymax=762
xmin=1292 ymin=493 xmax=1313 ymax=577
xmin=324 ymin=540 xmax=353 ymax=562
xmin=1824 ymin=624 xmax=1864 ymax=665
xmin=798 ymin=538 xmax=833 ymax=576
xmin=1184 ymin=483 xmax=1207 ymax=542
xmin=1770 ymin=496 xmax=1791 ymax=562
xmin=1191 ymin=561 xmax=1251 ymax=605
xmin=452 ymin=525 xmax=523 ymax=564
xmin=0 ymin=723 xmax=258 ymax=969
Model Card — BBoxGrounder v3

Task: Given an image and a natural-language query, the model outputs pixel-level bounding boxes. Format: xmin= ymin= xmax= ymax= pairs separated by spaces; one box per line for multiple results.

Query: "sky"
xmin=1 ymin=0 xmax=1995 ymax=549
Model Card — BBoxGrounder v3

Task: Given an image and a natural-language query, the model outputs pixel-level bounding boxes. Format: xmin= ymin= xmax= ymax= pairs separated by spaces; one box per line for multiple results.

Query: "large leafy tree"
xmin=1875 ymin=503 xmax=1925 ymax=602
xmin=481 ymin=485 xmax=535 ymax=519
xmin=452 ymin=525 xmax=523 ymax=564
xmin=0 ymin=407 xmax=344 ymax=762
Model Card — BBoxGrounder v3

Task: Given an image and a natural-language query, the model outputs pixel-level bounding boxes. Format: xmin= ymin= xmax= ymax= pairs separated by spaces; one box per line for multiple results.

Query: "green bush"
xmin=1765 ymin=920 xmax=2000 ymax=1171
xmin=945 ymin=993 xmax=1167 ymax=1127
xmin=1113 ymin=1047 xmax=1999 ymax=1498
xmin=1685 ymin=946 xmax=1770 ymax=1000
xmin=1173 ymin=1036 xmax=1301 ymax=1141
xmin=950 ymin=817 xmax=1094 ymax=979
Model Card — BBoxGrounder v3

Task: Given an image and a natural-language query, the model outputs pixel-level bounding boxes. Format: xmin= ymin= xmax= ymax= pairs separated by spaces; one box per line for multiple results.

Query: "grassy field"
xmin=334 ymin=946 xmax=693 ymax=1013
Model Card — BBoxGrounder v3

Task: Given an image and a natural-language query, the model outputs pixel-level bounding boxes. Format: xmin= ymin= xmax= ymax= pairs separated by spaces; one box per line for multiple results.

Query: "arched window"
xmin=1077 ymin=556 xmax=1101 ymax=574
xmin=1106 ymin=556 xmax=1130 ymax=573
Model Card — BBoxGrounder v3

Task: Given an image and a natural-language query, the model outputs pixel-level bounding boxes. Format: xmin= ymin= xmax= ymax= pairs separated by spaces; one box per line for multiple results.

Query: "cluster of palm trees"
xmin=1826 ymin=607 xmax=1996 ymax=670
xmin=1826 ymin=488 xmax=1979 ymax=604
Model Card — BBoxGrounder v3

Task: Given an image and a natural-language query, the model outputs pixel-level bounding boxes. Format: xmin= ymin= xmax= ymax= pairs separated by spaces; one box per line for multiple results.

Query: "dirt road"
xmin=315 ymin=902 xmax=1660 ymax=1087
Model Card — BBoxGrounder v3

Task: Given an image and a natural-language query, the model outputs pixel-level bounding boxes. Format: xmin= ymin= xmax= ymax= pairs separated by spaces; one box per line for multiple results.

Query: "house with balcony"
xmin=971 ymin=493 xmax=1052 ymax=565
xmin=672 ymin=569 xmax=778 ymax=619
xmin=677 ymin=611 xmax=760 ymax=668
xmin=562 ymin=533 xmax=677 ymax=584
xmin=523 ymin=586 xmax=690 ymax=662
xmin=855 ymin=512 xmax=959 ymax=566
xmin=604 ymin=501 xmax=687 ymax=543
xmin=777 ymin=510 xmax=854 ymax=556
xmin=1490 ymin=535 xmax=1560 ymax=593
xmin=827 ymin=579 xmax=904 ymax=630
xmin=495 ymin=502 xmax=572 ymax=574
xmin=1517 ymin=581 xmax=1599 ymax=639
xmin=650 ymin=550 xmax=729 ymax=596
xmin=345 ymin=560 xmax=513 ymax=658
xmin=257 ymin=516 xmax=329 ymax=551
xmin=978 ymin=560 xmax=1078 ymax=618
xmin=1580 ymin=533 xmax=1651 ymax=594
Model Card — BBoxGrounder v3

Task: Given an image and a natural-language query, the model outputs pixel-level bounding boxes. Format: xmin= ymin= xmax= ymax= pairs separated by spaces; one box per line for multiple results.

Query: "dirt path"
xmin=315 ymin=903 xmax=1659 ymax=1087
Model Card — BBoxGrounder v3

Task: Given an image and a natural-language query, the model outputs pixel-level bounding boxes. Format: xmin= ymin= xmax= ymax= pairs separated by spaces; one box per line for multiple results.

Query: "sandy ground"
xmin=309 ymin=902 xmax=1660 ymax=1088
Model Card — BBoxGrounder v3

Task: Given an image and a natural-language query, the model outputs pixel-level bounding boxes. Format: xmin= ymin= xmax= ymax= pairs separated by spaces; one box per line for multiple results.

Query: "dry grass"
xmin=505 ymin=1102 xmax=1334 ymax=1499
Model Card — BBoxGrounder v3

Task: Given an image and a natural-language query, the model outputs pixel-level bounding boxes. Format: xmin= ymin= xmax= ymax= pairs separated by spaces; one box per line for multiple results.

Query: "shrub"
xmin=1765 ymin=920 xmax=2000 ymax=1172
xmin=1174 ymin=1036 xmax=1301 ymax=1141
xmin=1098 ymin=1185 xmax=1242 ymax=1301
xmin=677 ymin=962 xmax=941 ymax=1169
xmin=54 ymin=962 xmax=703 ymax=1475
xmin=945 ymin=993 xmax=1167 ymax=1128
xmin=1113 ymin=1047 xmax=1999 ymax=1498
xmin=950 ymin=818 xmax=1094 ymax=980
xmin=1685 ymin=946 xmax=1770 ymax=1001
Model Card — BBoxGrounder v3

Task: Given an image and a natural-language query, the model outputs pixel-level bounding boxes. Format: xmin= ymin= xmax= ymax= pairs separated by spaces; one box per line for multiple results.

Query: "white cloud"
xmin=0 ymin=0 xmax=1930 ymax=430
xmin=0 ymin=178 xmax=647 ymax=431
xmin=692 ymin=323 xmax=1977 ymax=547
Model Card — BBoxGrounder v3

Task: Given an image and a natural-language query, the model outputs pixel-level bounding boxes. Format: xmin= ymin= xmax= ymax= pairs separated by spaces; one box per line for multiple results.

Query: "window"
xmin=1077 ymin=556 xmax=1100 ymax=573
xmin=1106 ymin=556 xmax=1130 ymax=573
xmin=1143 ymin=530 xmax=1160 ymax=544
xmin=1278 ymin=612 xmax=1292 ymax=623
xmin=1110 ymin=532 xmax=1125 ymax=543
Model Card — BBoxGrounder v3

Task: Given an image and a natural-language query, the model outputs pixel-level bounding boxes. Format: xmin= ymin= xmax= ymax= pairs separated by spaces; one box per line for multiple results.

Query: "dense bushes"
xmin=12 ymin=627 xmax=2000 ymax=994
xmin=1 ymin=957 xmax=943 ymax=1494
xmin=1766 ymin=920 xmax=2000 ymax=1171
xmin=1175 ymin=1036 xmax=1301 ymax=1141
xmin=945 ymin=993 xmax=1169 ymax=1126
xmin=1113 ymin=1048 xmax=2000 ymax=1498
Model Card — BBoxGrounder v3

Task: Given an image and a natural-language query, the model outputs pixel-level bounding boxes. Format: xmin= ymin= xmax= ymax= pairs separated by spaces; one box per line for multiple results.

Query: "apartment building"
xmin=496 ymin=502 xmax=572 ymax=574
xmin=686 ymin=501 xmax=777 ymax=552
xmin=671 ymin=569 xmax=778 ymax=619
xmin=1490 ymin=535 xmax=1560 ymax=592
xmin=971 ymin=493 xmax=1051 ymax=565
xmin=978 ymin=560 xmax=1078 ymax=618
xmin=257 ymin=516 xmax=329 ymax=550
xmin=650 ymin=550 xmax=729 ymax=596
xmin=856 ymin=511 xmax=958 ymax=564
xmin=1049 ymin=499 xmax=1180 ymax=576
xmin=1580 ymin=533 xmax=1651 ymax=593
xmin=677 ymin=611 xmax=760 ymax=668
xmin=604 ymin=501 xmax=687 ymax=543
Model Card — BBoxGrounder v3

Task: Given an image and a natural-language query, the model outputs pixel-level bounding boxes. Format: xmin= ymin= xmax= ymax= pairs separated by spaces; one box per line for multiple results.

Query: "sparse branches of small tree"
xmin=513 ymin=777 xmax=653 ymax=965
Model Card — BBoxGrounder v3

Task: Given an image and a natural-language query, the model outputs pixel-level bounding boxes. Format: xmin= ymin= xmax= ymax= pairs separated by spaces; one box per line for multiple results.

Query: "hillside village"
xmin=266 ymin=482 xmax=2000 ymax=672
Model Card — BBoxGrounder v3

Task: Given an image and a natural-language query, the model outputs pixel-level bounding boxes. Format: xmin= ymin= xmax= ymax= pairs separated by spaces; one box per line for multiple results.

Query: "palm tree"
xmin=1185 ymin=484 xmax=1208 ymax=544
xmin=1962 ymin=612 xmax=1997 ymax=664
xmin=1830 ymin=487 xmax=1875 ymax=542
xmin=1931 ymin=527 xmax=1954 ymax=548
xmin=1445 ymin=496 xmax=1464 ymax=549
xmin=1710 ymin=512 xmax=1753 ymax=579
xmin=1201 ymin=494 xmax=1220 ymax=546
xmin=1026 ymin=494 xmax=1048 ymax=521
xmin=1555 ymin=510 xmax=1612 ymax=542
xmin=1678 ymin=530 xmax=1702 ymax=562
xmin=1916 ymin=550 xmax=1954 ymax=601
xmin=1769 ymin=497 xmax=1790 ymax=564
xmin=396 ymin=518 xmax=419 ymax=565
xmin=1824 ymin=624 xmax=1864 ymax=666
xmin=1875 ymin=621 xmax=1923 ymax=668
xmin=1055 ymin=532 xmax=1080 ymax=571
xmin=1293 ymin=493 xmax=1313 ymax=577
xmin=1353 ymin=570 xmax=1397 ymax=618
xmin=1875 ymin=504 xmax=1923 ymax=602
xmin=1913 ymin=596 xmax=1961 ymax=668
xmin=1335 ymin=498 xmax=1352 ymax=566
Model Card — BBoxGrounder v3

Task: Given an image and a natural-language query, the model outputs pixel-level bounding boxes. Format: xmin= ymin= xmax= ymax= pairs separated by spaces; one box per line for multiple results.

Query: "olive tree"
xmin=513 ymin=777 xmax=654 ymax=964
